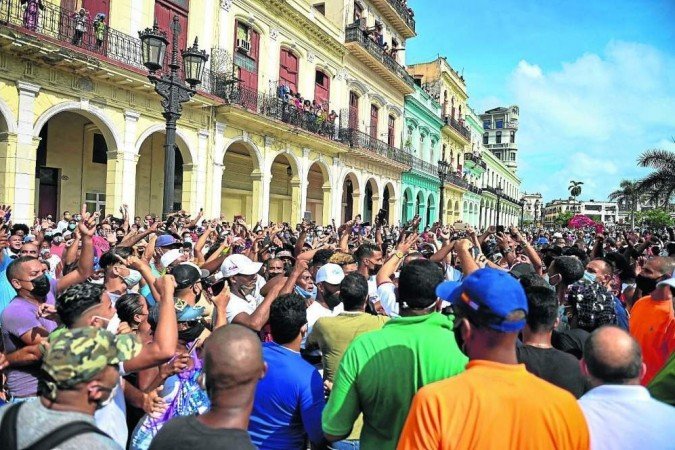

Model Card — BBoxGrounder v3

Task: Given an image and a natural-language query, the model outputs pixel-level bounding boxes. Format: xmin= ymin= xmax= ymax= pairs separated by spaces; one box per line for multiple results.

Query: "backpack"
xmin=0 ymin=402 xmax=110 ymax=450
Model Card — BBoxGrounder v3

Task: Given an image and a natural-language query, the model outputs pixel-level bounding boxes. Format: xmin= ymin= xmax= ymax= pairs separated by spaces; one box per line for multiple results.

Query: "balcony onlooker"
xmin=72 ymin=8 xmax=89 ymax=46
xmin=21 ymin=0 xmax=45 ymax=31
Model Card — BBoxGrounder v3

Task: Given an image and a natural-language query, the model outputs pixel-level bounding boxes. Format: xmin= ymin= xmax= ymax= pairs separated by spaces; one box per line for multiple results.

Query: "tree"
xmin=609 ymin=179 xmax=640 ymax=229
xmin=636 ymin=145 xmax=675 ymax=207
xmin=554 ymin=211 xmax=574 ymax=226
xmin=568 ymin=181 xmax=583 ymax=200
xmin=635 ymin=208 xmax=674 ymax=228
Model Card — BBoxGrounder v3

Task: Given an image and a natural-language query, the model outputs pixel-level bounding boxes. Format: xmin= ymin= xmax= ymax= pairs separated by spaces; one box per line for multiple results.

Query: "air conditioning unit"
xmin=236 ymin=38 xmax=251 ymax=53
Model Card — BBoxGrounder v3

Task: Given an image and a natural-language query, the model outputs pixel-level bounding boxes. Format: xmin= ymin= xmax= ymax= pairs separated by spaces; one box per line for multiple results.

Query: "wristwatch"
xmin=502 ymin=248 xmax=513 ymax=254
xmin=394 ymin=251 xmax=405 ymax=259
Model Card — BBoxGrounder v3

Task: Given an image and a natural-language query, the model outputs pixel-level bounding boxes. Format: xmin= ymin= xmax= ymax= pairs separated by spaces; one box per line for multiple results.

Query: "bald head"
xmin=652 ymin=257 xmax=675 ymax=277
xmin=583 ymin=326 xmax=643 ymax=385
xmin=203 ymin=324 xmax=265 ymax=393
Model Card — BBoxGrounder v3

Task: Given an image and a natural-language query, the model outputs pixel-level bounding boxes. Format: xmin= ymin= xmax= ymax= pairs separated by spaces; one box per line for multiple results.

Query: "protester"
xmin=397 ymin=268 xmax=589 ymax=450
xmin=579 ymin=326 xmax=675 ymax=450
xmin=0 ymin=327 xmax=140 ymax=449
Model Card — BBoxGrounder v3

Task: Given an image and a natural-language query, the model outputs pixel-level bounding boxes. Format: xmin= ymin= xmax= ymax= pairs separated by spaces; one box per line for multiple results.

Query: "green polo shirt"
xmin=322 ymin=312 xmax=468 ymax=450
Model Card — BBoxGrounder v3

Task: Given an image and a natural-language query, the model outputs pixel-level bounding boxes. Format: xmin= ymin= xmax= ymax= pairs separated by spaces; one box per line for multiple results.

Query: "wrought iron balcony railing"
xmin=445 ymin=172 xmax=470 ymax=190
xmin=408 ymin=154 xmax=437 ymax=176
xmin=338 ymin=128 xmax=412 ymax=166
xmin=464 ymin=152 xmax=487 ymax=170
xmin=443 ymin=115 xmax=471 ymax=141
xmin=384 ymin=0 xmax=416 ymax=32
xmin=1 ymin=0 xmax=211 ymax=88
xmin=344 ymin=23 xmax=415 ymax=88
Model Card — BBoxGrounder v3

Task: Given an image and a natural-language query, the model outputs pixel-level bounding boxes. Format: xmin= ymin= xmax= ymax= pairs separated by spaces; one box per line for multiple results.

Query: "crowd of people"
xmin=0 ymin=203 xmax=674 ymax=449
xmin=275 ymin=85 xmax=339 ymax=138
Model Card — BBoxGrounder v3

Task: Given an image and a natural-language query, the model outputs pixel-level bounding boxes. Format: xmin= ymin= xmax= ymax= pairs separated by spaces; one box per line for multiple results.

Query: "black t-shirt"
xmin=552 ymin=328 xmax=590 ymax=359
xmin=149 ymin=416 xmax=255 ymax=450
xmin=516 ymin=345 xmax=590 ymax=398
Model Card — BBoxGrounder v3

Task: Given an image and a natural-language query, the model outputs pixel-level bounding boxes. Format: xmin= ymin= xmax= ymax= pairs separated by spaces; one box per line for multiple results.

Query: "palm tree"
xmin=636 ymin=148 xmax=675 ymax=208
xmin=609 ymin=180 xmax=639 ymax=229
xmin=568 ymin=181 xmax=583 ymax=200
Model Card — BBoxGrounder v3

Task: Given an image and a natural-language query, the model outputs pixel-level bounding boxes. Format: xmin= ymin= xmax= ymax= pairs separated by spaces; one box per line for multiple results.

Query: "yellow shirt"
xmin=397 ymin=360 xmax=590 ymax=450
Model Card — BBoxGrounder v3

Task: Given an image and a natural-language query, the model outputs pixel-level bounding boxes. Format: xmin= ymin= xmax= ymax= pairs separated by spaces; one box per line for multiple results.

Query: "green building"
xmin=401 ymin=84 xmax=443 ymax=228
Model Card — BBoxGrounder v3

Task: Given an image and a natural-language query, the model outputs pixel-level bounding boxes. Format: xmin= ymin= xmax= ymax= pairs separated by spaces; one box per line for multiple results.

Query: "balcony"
xmin=409 ymin=154 xmax=438 ymax=177
xmin=344 ymin=23 xmax=415 ymax=95
xmin=443 ymin=115 xmax=471 ymax=143
xmin=214 ymin=83 xmax=343 ymax=141
xmin=369 ymin=0 xmax=416 ymax=38
xmin=0 ymin=0 xmax=211 ymax=90
xmin=445 ymin=172 xmax=470 ymax=190
xmin=464 ymin=152 xmax=487 ymax=172
xmin=338 ymin=128 xmax=412 ymax=167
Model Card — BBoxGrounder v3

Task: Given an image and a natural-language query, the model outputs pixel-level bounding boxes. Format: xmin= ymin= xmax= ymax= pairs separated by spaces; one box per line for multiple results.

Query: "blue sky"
xmin=406 ymin=0 xmax=675 ymax=202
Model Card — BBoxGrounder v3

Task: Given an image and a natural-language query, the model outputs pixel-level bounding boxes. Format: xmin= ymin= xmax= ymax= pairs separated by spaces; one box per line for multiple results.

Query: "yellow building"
xmin=408 ymin=57 xmax=472 ymax=225
xmin=0 ymin=0 xmax=418 ymax=225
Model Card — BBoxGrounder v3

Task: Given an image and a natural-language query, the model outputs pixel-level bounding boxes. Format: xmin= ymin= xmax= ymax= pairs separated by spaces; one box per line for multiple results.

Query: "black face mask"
xmin=178 ymin=322 xmax=205 ymax=343
xmin=635 ymin=274 xmax=659 ymax=295
xmin=29 ymin=274 xmax=51 ymax=298
xmin=453 ymin=321 xmax=468 ymax=358
xmin=325 ymin=292 xmax=342 ymax=309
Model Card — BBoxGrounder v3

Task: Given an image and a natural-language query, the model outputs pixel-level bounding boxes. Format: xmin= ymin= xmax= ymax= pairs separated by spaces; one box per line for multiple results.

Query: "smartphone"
xmin=188 ymin=339 xmax=201 ymax=355
xmin=303 ymin=211 xmax=312 ymax=222
xmin=496 ymin=225 xmax=505 ymax=233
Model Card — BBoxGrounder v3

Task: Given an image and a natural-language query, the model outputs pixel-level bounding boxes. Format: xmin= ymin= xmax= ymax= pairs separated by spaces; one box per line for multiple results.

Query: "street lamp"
xmin=495 ymin=182 xmax=503 ymax=228
xmin=534 ymin=199 xmax=540 ymax=226
xmin=520 ymin=197 xmax=526 ymax=228
xmin=139 ymin=17 xmax=208 ymax=218
xmin=437 ymin=160 xmax=449 ymax=225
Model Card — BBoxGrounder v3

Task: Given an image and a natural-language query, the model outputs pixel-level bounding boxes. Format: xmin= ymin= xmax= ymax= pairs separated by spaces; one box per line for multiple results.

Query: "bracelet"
xmin=221 ymin=246 xmax=231 ymax=256
xmin=394 ymin=251 xmax=405 ymax=260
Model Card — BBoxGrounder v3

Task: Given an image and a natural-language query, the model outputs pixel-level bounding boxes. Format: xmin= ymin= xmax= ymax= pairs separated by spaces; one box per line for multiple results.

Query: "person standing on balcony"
xmin=93 ymin=13 xmax=106 ymax=49
xmin=72 ymin=8 xmax=88 ymax=46
xmin=21 ymin=0 xmax=44 ymax=31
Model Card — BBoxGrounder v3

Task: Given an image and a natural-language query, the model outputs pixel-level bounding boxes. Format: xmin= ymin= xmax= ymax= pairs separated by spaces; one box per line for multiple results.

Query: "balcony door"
xmin=387 ymin=115 xmax=395 ymax=147
xmin=279 ymin=48 xmax=298 ymax=94
xmin=370 ymin=104 xmax=379 ymax=140
xmin=314 ymin=70 xmax=330 ymax=107
xmin=349 ymin=91 xmax=359 ymax=129
xmin=234 ymin=21 xmax=260 ymax=98
xmin=154 ymin=0 xmax=189 ymax=57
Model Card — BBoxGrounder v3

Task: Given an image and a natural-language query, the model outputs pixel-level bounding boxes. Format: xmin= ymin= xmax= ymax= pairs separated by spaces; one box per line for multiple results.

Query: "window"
xmin=313 ymin=3 xmax=325 ymax=15
xmin=483 ymin=120 xmax=490 ymax=129
xmin=92 ymin=133 xmax=107 ymax=164
xmin=234 ymin=20 xmax=260 ymax=94
xmin=279 ymin=48 xmax=298 ymax=93
xmin=483 ymin=132 xmax=488 ymax=145
xmin=370 ymin=104 xmax=379 ymax=139
xmin=496 ymin=131 xmax=502 ymax=144
xmin=510 ymin=152 xmax=515 ymax=161
xmin=510 ymin=131 xmax=515 ymax=143
xmin=388 ymin=115 xmax=395 ymax=147
xmin=349 ymin=91 xmax=359 ymax=129
xmin=314 ymin=70 xmax=330 ymax=107
xmin=155 ymin=0 xmax=188 ymax=55
xmin=85 ymin=192 xmax=106 ymax=215
xmin=354 ymin=2 xmax=363 ymax=22
xmin=496 ymin=120 xmax=503 ymax=128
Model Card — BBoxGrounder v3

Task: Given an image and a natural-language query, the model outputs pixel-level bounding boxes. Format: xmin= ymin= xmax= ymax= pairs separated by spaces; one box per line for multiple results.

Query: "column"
xmin=371 ymin=194 xmax=381 ymax=222
xmin=208 ymin=122 xmax=226 ymax=218
xmin=12 ymin=81 xmax=41 ymax=223
xmin=290 ymin=178 xmax=303 ymax=224
xmin=192 ymin=129 xmax=210 ymax=214
xmin=388 ymin=196 xmax=397 ymax=226
xmin=256 ymin=171 xmax=270 ymax=224
xmin=113 ymin=110 xmax=140 ymax=217
xmin=209 ymin=162 xmax=224 ymax=219
xmin=322 ymin=185 xmax=332 ymax=226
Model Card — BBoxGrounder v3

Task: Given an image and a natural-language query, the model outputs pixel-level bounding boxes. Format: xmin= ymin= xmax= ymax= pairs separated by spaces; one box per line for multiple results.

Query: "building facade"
xmin=543 ymin=198 xmax=582 ymax=225
xmin=522 ymin=192 xmax=543 ymax=225
xmin=480 ymin=105 xmax=519 ymax=172
xmin=401 ymin=83 xmax=442 ymax=228
xmin=0 ymin=0 xmax=419 ymax=225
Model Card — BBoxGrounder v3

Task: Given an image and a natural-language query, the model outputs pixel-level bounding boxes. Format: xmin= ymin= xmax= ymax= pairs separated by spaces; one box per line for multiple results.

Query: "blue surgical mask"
xmin=123 ymin=269 xmax=143 ymax=288
xmin=294 ymin=285 xmax=314 ymax=300
xmin=583 ymin=271 xmax=597 ymax=283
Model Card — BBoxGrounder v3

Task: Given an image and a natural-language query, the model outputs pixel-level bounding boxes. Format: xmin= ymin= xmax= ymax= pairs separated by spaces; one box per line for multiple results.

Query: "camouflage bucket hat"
xmin=42 ymin=326 xmax=141 ymax=388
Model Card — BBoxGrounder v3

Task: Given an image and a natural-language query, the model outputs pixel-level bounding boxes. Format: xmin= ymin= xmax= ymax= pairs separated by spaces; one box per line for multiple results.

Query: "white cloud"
xmin=488 ymin=41 xmax=675 ymax=201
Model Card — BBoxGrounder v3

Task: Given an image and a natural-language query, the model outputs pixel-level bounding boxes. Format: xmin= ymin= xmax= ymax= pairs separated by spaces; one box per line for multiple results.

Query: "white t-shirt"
xmin=367 ymin=275 xmax=380 ymax=305
xmin=225 ymin=275 xmax=266 ymax=323
xmin=94 ymin=376 xmax=127 ymax=448
xmin=377 ymin=282 xmax=398 ymax=317
xmin=44 ymin=254 xmax=61 ymax=279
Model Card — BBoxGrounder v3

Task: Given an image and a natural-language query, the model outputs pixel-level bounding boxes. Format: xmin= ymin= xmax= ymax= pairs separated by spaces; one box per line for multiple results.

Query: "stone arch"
xmin=233 ymin=14 xmax=266 ymax=37
xmin=134 ymin=124 xmax=195 ymax=164
xmin=267 ymin=149 xmax=301 ymax=179
xmin=369 ymin=93 xmax=386 ymax=108
xmin=279 ymin=42 xmax=306 ymax=59
xmin=346 ymin=78 xmax=368 ymax=97
xmin=341 ymin=171 xmax=361 ymax=223
xmin=218 ymin=137 xmax=263 ymax=170
xmin=0 ymin=98 xmax=17 ymax=133
xmin=387 ymin=105 xmax=403 ymax=118
xmin=33 ymin=101 xmax=121 ymax=151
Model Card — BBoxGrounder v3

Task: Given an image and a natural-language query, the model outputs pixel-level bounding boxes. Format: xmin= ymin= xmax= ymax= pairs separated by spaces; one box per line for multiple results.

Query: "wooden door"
xmin=314 ymin=70 xmax=330 ymax=107
xmin=279 ymin=49 xmax=298 ymax=94
xmin=349 ymin=91 xmax=359 ymax=129
xmin=370 ymin=104 xmax=378 ymax=140
xmin=387 ymin=115 xmax=395 ymax=147
xmin=38 ymin=168 xmax=59 ymax=219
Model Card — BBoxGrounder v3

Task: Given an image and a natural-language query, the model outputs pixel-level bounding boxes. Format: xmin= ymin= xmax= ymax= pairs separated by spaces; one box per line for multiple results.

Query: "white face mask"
xmin=105 ymin=313 xmax=121 ymax=333
xmin=97 ymin=380 xmax=120 ymax=409
xmin=123 ymin=269 xmax=143 ymax=288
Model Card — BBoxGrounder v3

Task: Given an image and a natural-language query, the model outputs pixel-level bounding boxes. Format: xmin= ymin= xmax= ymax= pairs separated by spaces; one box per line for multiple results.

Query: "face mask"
xmin=123 ymin=269 xmax=142 ymax=288
xmin=295 ymin=285 xmax=314 ymax=300
xmin=583 ymin=271 xmax=597 ymax=283
xmin=183 ymin=237 xmax=192 ymax=244
xmin=106 ymin=313 xmax=121 ymax=333
xmin=53 ymin=237 xmax=62 ymax=244
xmin=325 ymin=291 xmax=341 ymax=309
xmin=29 ymin=274 xmax=51 ymax=298
xmin=40 ymin=248 xmax=50 ymax=256
xmin=635 ymin=274 xmax=658 ymax=295
xmin=96 ymin=381 xmax=119 ymax=409
xmin=178 ymin=322 xmax=205 ymax=343
xmin=453 ymin=321 xmax=468 ymax=357
xmin=544 ymin=273 xmax=561 ymax=287
xmin=68 ymin=224 xmax=77 ymax=231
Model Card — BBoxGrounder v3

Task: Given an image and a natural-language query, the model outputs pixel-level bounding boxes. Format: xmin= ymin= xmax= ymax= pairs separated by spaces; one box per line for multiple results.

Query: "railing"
xmin=338 ymin=128 xmax=412 ymax=166
xmin=464 ymin=152 xmax=487 ymax=169
xmin=344 ymin=23 xmax=415 ymax=88
xmin=384 ymin=0 xmax=416 ymax=32
xmin=1 ymin=0 xmax=211 ymax=88
xmin=445 ymin=172 xmax=470 ymax=190
xmin=443 ymin=115 xmax=471 ymax=140
xmin=409 ymin=155 xmax=438 ymax=176
xmin=467 ymin=184 xmax=482 ymax=195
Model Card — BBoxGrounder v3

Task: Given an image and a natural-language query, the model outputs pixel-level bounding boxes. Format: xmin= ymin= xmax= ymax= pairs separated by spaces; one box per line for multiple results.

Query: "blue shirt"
xmin=249 ymin=342 xmax=325 ymax=449
xmin=613 ymin=296 xmax=629 ymax=331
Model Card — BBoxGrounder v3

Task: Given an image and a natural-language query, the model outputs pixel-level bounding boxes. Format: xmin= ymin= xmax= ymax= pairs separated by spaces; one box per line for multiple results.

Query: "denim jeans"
xmin=330 ymin=440 xmax=360 ymax=450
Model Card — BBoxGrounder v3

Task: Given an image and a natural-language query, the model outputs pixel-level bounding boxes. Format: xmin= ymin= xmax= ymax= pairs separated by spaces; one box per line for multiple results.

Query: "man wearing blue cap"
xmin=398 ymin=268 xmax=589 ymax=450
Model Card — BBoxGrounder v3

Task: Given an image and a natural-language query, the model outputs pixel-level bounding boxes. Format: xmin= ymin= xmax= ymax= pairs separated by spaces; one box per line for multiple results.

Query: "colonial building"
xmin=0 ymin=0 xmax=418 ymax=225
xmin=521 ymin=192 xmax=543 ymax=225
xmin=401 ymin=82 xmax=442 ymax=228
xmin=480 ymin=105 xmax=519 ymax=172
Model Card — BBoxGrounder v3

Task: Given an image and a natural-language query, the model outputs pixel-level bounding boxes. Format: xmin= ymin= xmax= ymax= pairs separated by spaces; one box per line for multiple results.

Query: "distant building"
xmin=521 ymin=193 xmax=543 ymax=224
xmin=480 ymin=106 xmax=519 ymax=173
xmin=543 ymin=198 xmax=619 ymax=225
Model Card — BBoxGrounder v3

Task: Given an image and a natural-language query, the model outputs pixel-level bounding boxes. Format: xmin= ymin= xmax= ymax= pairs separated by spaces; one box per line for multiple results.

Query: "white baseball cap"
xmin=315 ymin=263 xmax=345 ymax=285
xmin=160 ymin=248 xmax=183 ymax=268
xmin=221 ymin=254 xmax=262 ymax=278
xmin=657 ymin=270 xmax=675 ymax=289
xmin=553 ymin=232 xmax=563 ymax=239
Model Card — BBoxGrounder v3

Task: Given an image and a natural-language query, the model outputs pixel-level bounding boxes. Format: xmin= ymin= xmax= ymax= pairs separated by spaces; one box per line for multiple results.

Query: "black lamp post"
xmin=437 ymin=160 xmax=449 ymax=225
xmin=495 ymin=182 xmax=503 ymax=227
xmin=520 ymin=197 xmax=526 ymax=228
xmin=139 ymin=16 xmax=208 ymax=218
xmin=534 ymin=199 xmax=540 ymax=226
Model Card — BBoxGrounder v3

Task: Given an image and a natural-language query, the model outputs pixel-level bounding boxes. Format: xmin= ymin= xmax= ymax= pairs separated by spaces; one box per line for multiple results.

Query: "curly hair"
xmin=56 ymin=282 xmax=105 ymax=328
xmin=269 ymin=293 xmax=307 ymax=345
